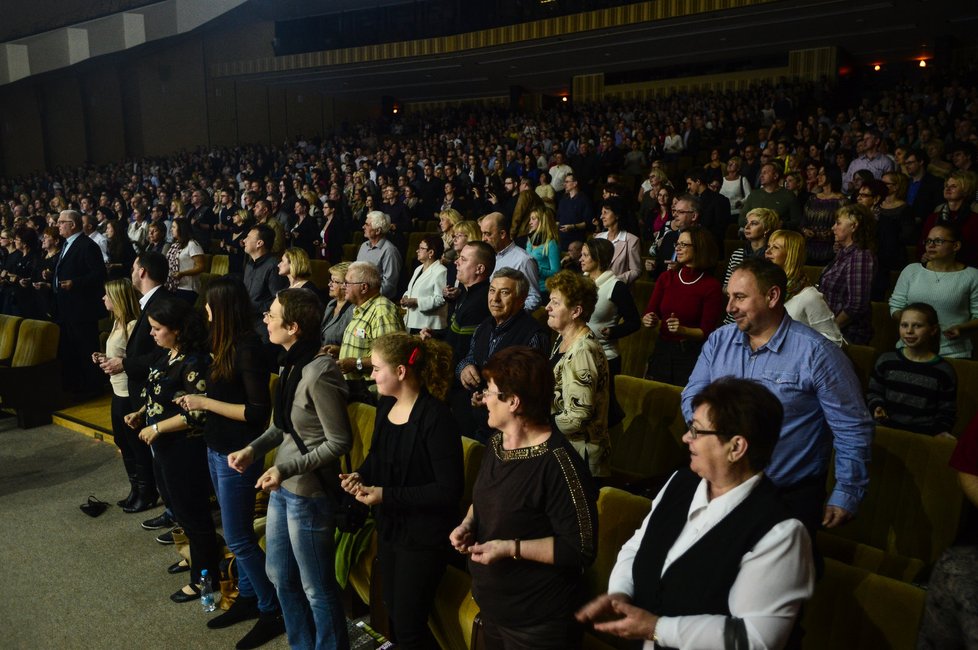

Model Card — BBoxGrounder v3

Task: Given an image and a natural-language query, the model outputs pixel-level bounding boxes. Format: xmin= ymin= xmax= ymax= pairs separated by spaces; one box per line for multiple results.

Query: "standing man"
xmin=356 ymin=210 xmax=403 ymax=301
xmin=480 ymin=212 xmax=541 ymax=311
xmin=904 ymin=149 xmax=946 ymax=224
xmin=555 ymin=173 xmax=593 ymax=250
xmin=440 ymin=241 xmax=495 ymax=366
xmin=844 ymin=129 xmax=895 ymax=192
xmin=186 ymin=189 xmax=215 ymax=247
xmin=686 ymin=169 xmax=732 ymax=248
xmin=253 ymin=199 xmax=286 ymax=255
xmin=738 ymin=163 xmax=801 ymax=231
xmin=682 ymin=258 xmax=872 ymax=538
xmin=54 ymin=210 xmax=107 ymax=396
xmin=549 ymin=151 xmax=574 ymax=195
xmin=243 ymin=224 xmax=288 ymax=345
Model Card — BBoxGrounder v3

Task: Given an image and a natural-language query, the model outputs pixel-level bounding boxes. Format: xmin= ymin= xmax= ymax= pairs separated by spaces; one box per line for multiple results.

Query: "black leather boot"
xmin=124 ymin=483 xmax=160 ymax=513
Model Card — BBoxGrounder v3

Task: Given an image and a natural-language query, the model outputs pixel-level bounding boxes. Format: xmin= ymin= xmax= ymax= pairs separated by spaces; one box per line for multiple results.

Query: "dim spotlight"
xmin=919 ymin=60 xmax=927 ymax=68
xmin=561 ymin=96 xmax=568 ymax=102
xmin=873 ymin=64 xmax=881 ymax=71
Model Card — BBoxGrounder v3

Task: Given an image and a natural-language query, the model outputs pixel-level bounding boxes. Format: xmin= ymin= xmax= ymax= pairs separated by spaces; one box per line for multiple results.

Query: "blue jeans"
xmin=207 ymin=448 xmax=279 ymax=614
xmin=265 ymin=487 xmax=349 ymax=650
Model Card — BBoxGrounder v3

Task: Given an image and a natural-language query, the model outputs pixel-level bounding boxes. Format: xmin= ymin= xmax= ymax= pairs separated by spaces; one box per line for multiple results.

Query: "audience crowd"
xmin=2 ymin=67 xmax=978 ymax=649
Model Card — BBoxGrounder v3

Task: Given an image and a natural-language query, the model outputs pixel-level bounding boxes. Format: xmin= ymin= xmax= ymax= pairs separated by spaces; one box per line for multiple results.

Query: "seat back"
xmin=610 ymin=376 xmax=687 ymax=483
xmin=0 ymin=314 xmax=23 ymax=364
xmin=346 ymin=401 xmax=377 ymax=469
xmin=587 ymin=487 xmax=650 ymax=597
xmin=617 ymin=325 xmax=656 ymax=379
xmin=947 ymin=358 xmax=978 ymax=436
xmin=801 ymin=558 xmax=925 ymax=650
xmin=869 ymin=301 xmax=898 ymax=354
xmin=10 ymin=319 xmax=59 ymax=367
xmin=309 ymin=259 xmax=331 ymax=289
xmin=822 ymin=426 xmax=962 ymax=576
xmin=842 ymin=343 xmax=877 ymax=392
xmin=460 ymin=436 xmax=485 ymax=514
xmin=629 ymin=279 xmax=654 ymax=315
xmin=210 ymin=254 xmax=229 ymax=276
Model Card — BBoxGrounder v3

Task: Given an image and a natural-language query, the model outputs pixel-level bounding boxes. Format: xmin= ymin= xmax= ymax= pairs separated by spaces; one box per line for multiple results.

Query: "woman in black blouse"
xmin=450 ymin=346 xmax=599 ymax=649
xmin=124 ymin=295 xmax=222 ymax=603
xmin=340 ymin=333 xmax=462 ymax=649
xmin=176 ymin=277 xmax=284 ymax=646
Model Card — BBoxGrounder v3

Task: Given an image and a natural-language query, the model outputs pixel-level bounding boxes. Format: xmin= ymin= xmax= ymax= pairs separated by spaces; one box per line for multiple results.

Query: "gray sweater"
xmin=250 ymin=355 xmax=352 ymax=497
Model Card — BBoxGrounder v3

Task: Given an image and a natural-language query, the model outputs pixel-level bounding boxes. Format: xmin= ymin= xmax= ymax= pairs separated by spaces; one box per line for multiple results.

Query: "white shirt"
xmin=139 ymin=284 xmax=162 ymax=310
xmin=785 ymin=286 xmax=844 ymax=347
xmin=608 ymin=472 xmax=814 ymax=650
xmin=495 ymin=242 xmax=541 ymax=311
xmin=88 ymin=231 xmax=109 ymax=262
xmin=402 ymin=261 xmax=448 ymax=331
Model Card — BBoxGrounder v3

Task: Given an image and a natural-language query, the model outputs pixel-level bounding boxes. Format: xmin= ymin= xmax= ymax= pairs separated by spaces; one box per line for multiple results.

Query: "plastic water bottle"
xmin=199 ymin=569 xmax=217 ymax=612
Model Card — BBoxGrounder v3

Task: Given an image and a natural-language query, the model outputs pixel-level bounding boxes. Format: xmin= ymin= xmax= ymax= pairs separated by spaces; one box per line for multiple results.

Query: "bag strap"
xmin=287 ymin=430 xmax=354 ymax=492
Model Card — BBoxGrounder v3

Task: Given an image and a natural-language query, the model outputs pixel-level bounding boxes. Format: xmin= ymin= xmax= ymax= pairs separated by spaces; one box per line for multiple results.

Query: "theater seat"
xmin=617 ymin=325 xmax=656 ymax=379
xmin=946 ymin=358 xmax=978 ymax=437
xmin=869 ymin=301 xmax=898 ymax=354
xmin=630 ymin=279 xmax=654 ymax=315
xmin=309 ymin=259 xmax=331 ymax=289
xmin=210 ymin=254 xmax=229 ymax=276
xmin=0 ymin=314 xmax=23 ymax=365
xmin=0 ymin=318 xmax=62 ymax=427
xmin=842 ymin=343 xmax=877 ymax=392
xmin=608 ymin=376 xmax=687 ymax=487
xmin=801 ymin=558 xmax=925 ymax=650
xmin=819 ymin=426 xmax=962 ymax=582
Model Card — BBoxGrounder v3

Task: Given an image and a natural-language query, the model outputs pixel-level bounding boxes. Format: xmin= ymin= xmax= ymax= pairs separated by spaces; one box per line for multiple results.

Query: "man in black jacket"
xmin=54 ymin=210 xmax=107 ymax=396
xmin=686 ymin=169 xmax=732 ymax=249
xmin=905 ymin=149 xmax=946 ymax=225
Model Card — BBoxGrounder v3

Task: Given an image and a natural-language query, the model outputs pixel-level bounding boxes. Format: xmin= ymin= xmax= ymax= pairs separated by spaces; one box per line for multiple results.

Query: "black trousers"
xmin=377 ymin=541 xmax=448 ymax=650
xmin=110 ymin=394 xmax=156 ymax=487
xmin=646 ymin=339 xmax=703 ymax=387
xmin=151 ymin=434 xmax=221 ymax=586
xmin=57 ymin=318 xmax=102 ymax=393
xmin=481 ymin=616 xmax=583 ymax=650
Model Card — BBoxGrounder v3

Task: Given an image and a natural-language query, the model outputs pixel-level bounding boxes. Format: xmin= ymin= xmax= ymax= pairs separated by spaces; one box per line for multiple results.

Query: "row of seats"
xmin=0 ymin=314 xmax=62 ymax=427
xmin=323 ymin=375 xmax=945 ymax=648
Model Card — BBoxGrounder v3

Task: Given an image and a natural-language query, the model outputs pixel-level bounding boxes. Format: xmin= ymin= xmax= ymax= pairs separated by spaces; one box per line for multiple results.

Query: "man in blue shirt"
xmin=682 ymin=257 xmax=872 ymax=536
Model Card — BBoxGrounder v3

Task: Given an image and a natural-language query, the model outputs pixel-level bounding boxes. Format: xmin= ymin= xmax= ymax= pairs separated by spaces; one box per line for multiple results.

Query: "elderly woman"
xmin=577 ymin=377 xmax=814 ymax=649
xmin=340 ymin=333 xmax=462 ymax=650
xmin=228 ymin=289 xmax=352 ymax=650
xmin=545 ymin=270 xmax=611 ymax=478
xmin=320 ymin=262 xmax=353 ymax=347
xmin=765 ymin=230 xmax=844 ymax=346
xmin=450 ymin=346 xmax=599 ymax=649
xmin=595 ymin=197 xmax=642 ymax=286
xmin=401 ymin=234 xmax=448 ymax=336
xmin=890 ymin=223 xmax=978 ymax=358
xmin=919 ymin=170 xmax=978 ymax=268
xmin=642 ymin=225 xmax=724 ymax=386
xmin=818 ymin=204 xmax=877 ymax=345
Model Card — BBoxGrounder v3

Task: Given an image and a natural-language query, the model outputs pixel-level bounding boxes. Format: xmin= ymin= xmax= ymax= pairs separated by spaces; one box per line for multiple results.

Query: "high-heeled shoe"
xmin=169 ymin=584 xmax=201 ymax=603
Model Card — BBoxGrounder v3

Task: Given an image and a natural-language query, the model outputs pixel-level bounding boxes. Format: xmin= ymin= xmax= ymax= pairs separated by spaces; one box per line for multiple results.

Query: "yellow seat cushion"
xmin=0 ymin=314 xmax=22 ymax=363
xmin=11 ymin=319 xmax=59 ymax=367
xmin=610 ymin=376 xmax=687 ymax=483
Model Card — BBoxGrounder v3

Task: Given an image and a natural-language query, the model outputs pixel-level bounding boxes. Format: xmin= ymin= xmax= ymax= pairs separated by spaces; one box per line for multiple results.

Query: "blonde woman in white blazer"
xmin=401 ymin=233 xmax=449 ymax=335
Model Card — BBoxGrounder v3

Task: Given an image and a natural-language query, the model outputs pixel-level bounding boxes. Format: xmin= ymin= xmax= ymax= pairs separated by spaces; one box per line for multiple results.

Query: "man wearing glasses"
xmin=904 ymin=149 xmax=947 ymax=224
xmin=646 ymin=194 xmax=699 ymax=279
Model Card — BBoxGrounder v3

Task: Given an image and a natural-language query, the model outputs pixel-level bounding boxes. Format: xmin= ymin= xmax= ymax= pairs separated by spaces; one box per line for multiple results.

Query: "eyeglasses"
xmin=674 ymin=242 xmax=695 ymax=249
xmin=482 ymin=390 xmax=507 ymax=400
xmin=417 ymin=246 xmax=429 ymax=251
xmin=341 ymin=280 xmax=366 ymax=287
xmin=686 ymin=422 xmax=722 ymax=439
xmin=262 ymin=311 xmax=283 ymax=320
xmin=924 ymin=238 xmax=956 ymax=246
xmin=857 ymin=192 xmax=874 ymax=198
xmin=673 ymin=209 xmax=695 ymax=215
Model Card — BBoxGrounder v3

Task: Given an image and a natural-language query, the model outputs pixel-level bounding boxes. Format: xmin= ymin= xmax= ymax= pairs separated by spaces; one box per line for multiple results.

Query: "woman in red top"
xmin=642 ymin=225 xmax=724 ymax=386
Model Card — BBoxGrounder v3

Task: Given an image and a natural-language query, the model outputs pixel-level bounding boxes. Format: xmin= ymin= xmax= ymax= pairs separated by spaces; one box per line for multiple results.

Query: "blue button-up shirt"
xmin=682 ymin=316 xmax=872 ymax=514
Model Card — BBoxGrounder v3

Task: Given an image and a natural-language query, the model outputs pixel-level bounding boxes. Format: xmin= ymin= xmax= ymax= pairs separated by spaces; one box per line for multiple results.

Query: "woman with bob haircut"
xmin=228 ymin=288 xmax=352 ymax=650
xmin=818 ymin=204 xmax=877 ymax=345
xmin=340 ymin=333 xmax=463 ymax=649
xmin=450 ymin=346 xmax=598 ymax=650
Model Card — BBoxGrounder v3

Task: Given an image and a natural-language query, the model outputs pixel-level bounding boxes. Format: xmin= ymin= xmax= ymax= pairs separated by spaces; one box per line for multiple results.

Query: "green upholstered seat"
xmin=210 ymin=254 xmax=229 ymax=276
xmin=0 ymin=314 xmax=22 ymax=365
xmin=947 ymin=358 xmax=978 ymax=437
xmin=842 ymin=343 xmax=877 ymax=392
xmin=609 ymin=376 xmax=687 ymax=485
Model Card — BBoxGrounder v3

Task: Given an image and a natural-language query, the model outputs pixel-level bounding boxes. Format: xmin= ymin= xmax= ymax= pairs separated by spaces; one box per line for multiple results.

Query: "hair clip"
xmin=408 ymin=347 xmax=421 ymax=366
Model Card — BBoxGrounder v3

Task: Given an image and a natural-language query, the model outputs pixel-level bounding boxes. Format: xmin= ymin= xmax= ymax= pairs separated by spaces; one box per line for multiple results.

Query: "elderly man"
xmin=480 ymin=211 xmax=541 ymax=311
xmin=356 ymin=210 xmax=403 ymax=300
xmin=53 ymin=209 xmax=107 ymax=396
xmin=329 ymin=261 xmax=404 ymax=402
xmin=681 ymin=257 xmax=872 ymax=538
xmin=243 ymin=224 xmax=288 ymax=344
xmin=453 ymin=267 xmax=550 ymax=442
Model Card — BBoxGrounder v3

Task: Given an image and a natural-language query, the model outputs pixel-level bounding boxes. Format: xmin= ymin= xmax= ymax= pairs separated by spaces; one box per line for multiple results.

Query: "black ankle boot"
xmin=116 ymin=485 xmax=136 ymax=508
xmin=124 ymin=484 xmax=160 ymax=514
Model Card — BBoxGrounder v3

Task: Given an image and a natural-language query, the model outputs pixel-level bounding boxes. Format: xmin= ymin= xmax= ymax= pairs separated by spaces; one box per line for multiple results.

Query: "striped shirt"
xmin=866 ymin=350 xmax=957 ymax=435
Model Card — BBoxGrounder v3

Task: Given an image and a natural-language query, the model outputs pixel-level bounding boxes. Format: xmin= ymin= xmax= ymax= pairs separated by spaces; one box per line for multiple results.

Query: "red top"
xmin=645 ymin=267 xmax=725 ymax=343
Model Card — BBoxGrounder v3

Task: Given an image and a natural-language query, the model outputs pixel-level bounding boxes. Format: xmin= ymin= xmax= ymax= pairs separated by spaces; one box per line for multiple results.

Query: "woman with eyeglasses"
xmin=577 ymin=378 xmax=813 ymax=650
xmin=890 ymin=223 xmax=978 ymax=359
xmin=918 ymin=170 xmax=978 ymax=269
xmin=320 ymin=262 xmax=353 ymax=348
xmin=401 ymin=234 xmax=448 ymax=336
xmin=642 ymin=225 xmax=724 ymax=386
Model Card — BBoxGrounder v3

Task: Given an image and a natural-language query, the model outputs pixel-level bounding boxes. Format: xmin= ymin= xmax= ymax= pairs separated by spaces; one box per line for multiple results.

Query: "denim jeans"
xmin=207 ymin=448 xmax=279 ymax=614
xmin=265 ymin=487 xmax=349 ymax=650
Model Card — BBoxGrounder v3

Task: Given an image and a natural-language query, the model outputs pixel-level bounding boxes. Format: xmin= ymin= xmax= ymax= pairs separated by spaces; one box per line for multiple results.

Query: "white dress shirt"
xmin=495 ymin=242 xmax=542 ymax=311
xmin=608 ymin=472 xmax=814 ymax=650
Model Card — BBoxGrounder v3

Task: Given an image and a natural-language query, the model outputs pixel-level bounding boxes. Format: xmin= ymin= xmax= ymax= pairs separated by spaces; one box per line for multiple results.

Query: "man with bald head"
xmin=480 ymin=211 xmax=541 ymax=311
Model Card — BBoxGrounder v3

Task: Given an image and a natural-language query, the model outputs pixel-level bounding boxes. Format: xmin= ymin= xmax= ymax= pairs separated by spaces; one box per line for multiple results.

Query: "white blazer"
xmin=403 ymin=261 xmax=448 ymax=331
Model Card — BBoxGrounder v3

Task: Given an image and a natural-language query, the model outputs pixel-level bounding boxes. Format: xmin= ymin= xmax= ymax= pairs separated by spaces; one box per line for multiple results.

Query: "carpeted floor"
xmin=0 ymin=416 xmax=293 ymax=649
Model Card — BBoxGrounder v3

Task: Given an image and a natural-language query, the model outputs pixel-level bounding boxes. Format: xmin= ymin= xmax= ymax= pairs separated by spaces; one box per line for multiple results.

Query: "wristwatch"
xmin=152 ymin=423 xmax=160 ymax=435
xmin=355 ymin=357 xmax=363 ymax=371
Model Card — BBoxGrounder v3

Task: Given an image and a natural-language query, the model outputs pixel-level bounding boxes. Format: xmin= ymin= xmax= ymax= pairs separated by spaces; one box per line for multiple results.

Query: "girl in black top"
xmin=176 ymin=277 xmax=284 ymax=646
xmin=340 ymin=333 xmax=463 ymax=649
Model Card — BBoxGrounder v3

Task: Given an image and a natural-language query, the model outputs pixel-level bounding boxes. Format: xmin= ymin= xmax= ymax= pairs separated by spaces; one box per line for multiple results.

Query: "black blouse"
xmin=142 ymin=350 xmax=209 ymax=446
xmin=203 ymin=335 xmax=272 ymax=455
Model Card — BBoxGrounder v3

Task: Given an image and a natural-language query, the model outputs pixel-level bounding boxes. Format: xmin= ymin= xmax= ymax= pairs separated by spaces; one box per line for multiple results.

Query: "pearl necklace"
xmin=677 ymin=266 xmax=705 ymax=285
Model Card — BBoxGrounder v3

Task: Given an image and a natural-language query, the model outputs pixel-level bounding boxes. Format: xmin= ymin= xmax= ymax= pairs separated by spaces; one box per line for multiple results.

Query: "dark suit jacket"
xmin=697 ymin=189 xmax=733 ymax=247
xmin=123 ymin=286 xmax=169 ymax=400
xmin=358 ymin=391 xmax=463 ymax=548
xmin=54 ymin=233 xmax=107 ymax=323
xmin=910 ymin=173 xmax=945 ymax=224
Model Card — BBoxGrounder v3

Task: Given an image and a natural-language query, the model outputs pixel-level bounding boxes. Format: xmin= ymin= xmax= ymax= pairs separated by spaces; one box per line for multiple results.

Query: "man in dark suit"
xmin=100 ymin=251 xmax=169 ymax=515
xmin=904 ymin=149 xmax=945 ymax=225
xmin=54 ymin=210 xmax=107 ymax=396
xmin=686 ymin=169 xmax=732 ymax=248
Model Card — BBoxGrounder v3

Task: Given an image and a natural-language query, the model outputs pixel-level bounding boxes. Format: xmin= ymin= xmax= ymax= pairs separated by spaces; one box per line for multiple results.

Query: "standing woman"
xmin=340 ymin=333 xmax=463 ymax=649
xmin=401 ymin=234 xmax=448 ymax=336
xmin=278 ymin=247 xmax=323 ymax=300
xmin=450 ymin=346 xmax=598 ymax=649
xmin=123 ymin=296 xmax=222 ymax=602
xmin=722 ymin=208 xmax=778 ymax=292
xmin=31 ymin=226 xmax=62 ymax=319
xmin=105 ymin=220 xmax=137 ymax=280
xmin=228 ymin=289 xmax=352 ymax=650
xmin=320 ymin=262 xmax=353 ymax=348
xmin=9 ymin=227 xmax=41 ymax=316
xmin=176 ymin=277 xmax=284 ymax=647
xmin=545 ymin=271 xmax=611 ymax=478
xmin=875 ymin=173 xmax=915 ymax=299
xmin=526 ymin=208 xmax=562 ymax=296
xmin=819 ymin=204 xmax=877 ymax=345
xmin=94 ymin=279 xmax=146 ymax=510
xmin=580 ymin=238 xmax=641 ymax=427
xmin=642 ymin=225 xmax=724 ymax=386
xmin=166 ymin=218 xmax=206 ymax=304
xmin=719 ymin=156 xmax=751 ymax=221
xmin=801 ymin=166 xmax=848 ymax=265
xmin=438 ymin=209 xmax=463 ymax=266
xmin=595 ymin=198 xmax=642 ymax=286
xmin=765 ymin=230 xmax=844 ymax=346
